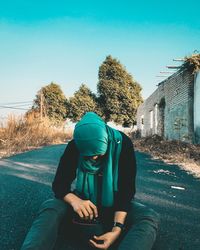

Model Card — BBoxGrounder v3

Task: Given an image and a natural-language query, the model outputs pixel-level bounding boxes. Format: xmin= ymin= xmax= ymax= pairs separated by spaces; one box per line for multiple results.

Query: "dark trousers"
xmin=21 ymin=199 xmax=160 ymax=250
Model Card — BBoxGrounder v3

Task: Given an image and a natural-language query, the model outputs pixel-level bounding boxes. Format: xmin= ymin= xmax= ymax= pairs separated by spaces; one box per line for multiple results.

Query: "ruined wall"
xmin=194 ymin=72 xmax=200 ymax=143
xmin=137 ymin=85 xmax=165 ymax=137
xmin=164 ymin=69 xmax=194 ymax=142
xmin=137 ymin=68 xmax=195 ymax=143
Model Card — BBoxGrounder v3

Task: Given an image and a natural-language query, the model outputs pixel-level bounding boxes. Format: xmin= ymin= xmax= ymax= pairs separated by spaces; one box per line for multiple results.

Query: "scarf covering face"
xmin=73 ymin=112 xmax=122 ymax=207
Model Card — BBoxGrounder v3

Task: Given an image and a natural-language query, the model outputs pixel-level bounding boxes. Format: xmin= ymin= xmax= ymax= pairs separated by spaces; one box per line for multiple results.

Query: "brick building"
xmin=137 ymin=58 xmax=200 ymax=144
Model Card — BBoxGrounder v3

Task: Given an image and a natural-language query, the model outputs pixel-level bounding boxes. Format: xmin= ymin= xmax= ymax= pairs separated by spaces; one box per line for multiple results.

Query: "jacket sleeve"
xmin=52 ymin=140 xmax=79 ymax=199
xmin=113 ymin=133 xmax=137 ymax=212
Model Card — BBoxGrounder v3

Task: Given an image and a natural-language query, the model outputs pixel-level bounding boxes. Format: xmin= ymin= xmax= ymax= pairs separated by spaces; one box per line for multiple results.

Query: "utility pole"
xmin=40 ymin=90 xmax=43 ymax=120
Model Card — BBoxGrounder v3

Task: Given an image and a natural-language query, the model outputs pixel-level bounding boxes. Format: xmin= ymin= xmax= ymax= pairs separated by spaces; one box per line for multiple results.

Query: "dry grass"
xmin=132 ymin=135 xmax=200 ymax=178
xmin=0 ymin=114 xmax=73 ymax=158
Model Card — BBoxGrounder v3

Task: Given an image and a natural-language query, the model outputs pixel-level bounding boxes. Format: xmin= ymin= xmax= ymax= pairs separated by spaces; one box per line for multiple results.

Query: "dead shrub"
xmin=0 ymin=114 xmax=73 ymax=157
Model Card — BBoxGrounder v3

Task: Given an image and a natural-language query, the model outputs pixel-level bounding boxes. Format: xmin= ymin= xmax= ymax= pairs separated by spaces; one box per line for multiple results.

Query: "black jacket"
xmin=52 ymin=131 xmax=137 ymax=212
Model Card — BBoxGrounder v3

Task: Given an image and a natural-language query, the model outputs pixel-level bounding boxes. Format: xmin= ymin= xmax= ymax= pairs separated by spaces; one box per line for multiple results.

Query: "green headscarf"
xmin=73 ymin=112 xmax=122 ymax=207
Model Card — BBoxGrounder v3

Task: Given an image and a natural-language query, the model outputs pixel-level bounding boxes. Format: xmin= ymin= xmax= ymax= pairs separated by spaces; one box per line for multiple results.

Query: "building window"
xmin=150 ymin=110 xmax=153 ymax=129
xmin=141 ymin=115 xmax=144 ymax=130
xmin=141 ymin=116 xmax=144 ymax=125
xmin=154 ymin=104 xmax=158 ymax=134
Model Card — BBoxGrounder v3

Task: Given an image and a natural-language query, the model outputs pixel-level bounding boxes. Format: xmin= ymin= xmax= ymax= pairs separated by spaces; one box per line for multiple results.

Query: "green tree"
xmin=31 ymin=82 xmax=68 ymax=123
xmin=68 ymin=84 xmax=99 ymax=122
xmin=97 ymin=55 xmax=143 ymax=126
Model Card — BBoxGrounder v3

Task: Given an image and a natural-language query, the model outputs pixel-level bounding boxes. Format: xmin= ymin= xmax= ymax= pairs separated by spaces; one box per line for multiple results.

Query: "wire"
xmin=0 ymin=105 xmax=29 ymax=111
xmin=5 ymin=103 xmax=33 ymax=107
xmin=0 ymin=101 xmax=32 ymax=105
xmin=0 ymin=101 xmax=33 ymax=110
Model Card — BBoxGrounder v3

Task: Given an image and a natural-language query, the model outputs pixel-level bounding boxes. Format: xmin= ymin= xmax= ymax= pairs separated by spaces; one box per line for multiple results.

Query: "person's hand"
xmin=89 ymin=231 xmax=121 ymax=249
xmin=71 ymin=197 xmax=98 ymax=220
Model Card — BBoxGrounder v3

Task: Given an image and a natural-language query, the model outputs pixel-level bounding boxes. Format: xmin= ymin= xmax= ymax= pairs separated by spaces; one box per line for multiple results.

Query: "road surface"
xmin=0 ymin=144 xmax=200 ymax=250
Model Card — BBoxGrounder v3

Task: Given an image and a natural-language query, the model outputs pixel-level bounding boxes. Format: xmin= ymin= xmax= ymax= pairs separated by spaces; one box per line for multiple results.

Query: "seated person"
xmin=21 ymin=112 xmax=160 ymax=250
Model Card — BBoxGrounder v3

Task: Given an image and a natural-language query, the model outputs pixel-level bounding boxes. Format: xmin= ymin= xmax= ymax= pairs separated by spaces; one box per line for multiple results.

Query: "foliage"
xmin=97 ymin=55 xmax=143 ymax=126
xmin=68 ymin=84 xmax=99 ymax=122
xmin=30 ymin=82 xmax=68 ymax=123
xmin=184 ymin=54 xmax=200 ymax=73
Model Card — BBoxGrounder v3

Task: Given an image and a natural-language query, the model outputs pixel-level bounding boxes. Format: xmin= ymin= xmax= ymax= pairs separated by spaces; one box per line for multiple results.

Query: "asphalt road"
xmin=0 ymin=144 xmax=200 ymax=250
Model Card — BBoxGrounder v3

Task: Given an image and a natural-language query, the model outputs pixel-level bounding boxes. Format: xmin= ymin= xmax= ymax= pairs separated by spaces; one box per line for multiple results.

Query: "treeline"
xmin=28 ymin=55 xmax=143 ymax=127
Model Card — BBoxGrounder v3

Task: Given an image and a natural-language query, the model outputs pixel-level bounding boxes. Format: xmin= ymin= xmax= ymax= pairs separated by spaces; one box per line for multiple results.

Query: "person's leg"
xmin=116 ymin=201 xmax=160 ymax=250
xmin=21 ymin=198 xmax=72 ymax=250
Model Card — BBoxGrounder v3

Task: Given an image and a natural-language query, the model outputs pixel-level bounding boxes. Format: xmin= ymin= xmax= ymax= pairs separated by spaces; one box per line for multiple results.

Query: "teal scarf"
xmin=73 ymin=112 xmax=122 ymax=207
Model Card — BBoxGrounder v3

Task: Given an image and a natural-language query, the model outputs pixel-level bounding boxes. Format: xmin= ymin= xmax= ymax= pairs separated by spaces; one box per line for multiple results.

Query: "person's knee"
xmin=144 ymin=207 xmax=160 ymax=229
xmin=38 ymin=198 xmax=69 ymax=218
xmin=128 ymin=202 xmax=160 ymax=229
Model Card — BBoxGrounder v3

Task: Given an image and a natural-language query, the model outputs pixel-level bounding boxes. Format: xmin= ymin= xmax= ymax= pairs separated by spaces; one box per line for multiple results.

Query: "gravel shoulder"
xmin=133 ymin=135 xmax=200 ymax=178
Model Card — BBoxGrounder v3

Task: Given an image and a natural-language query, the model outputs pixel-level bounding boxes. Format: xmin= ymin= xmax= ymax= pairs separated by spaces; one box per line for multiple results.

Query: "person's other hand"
xmin=71 ymin=197 xmax=98 ymax=220
xmin=89 ymin=231 xmax=121 ymax=249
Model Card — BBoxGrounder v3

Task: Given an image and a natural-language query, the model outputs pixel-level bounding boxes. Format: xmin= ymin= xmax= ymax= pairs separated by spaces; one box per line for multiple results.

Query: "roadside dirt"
xmin=133 ymin=135 xmax=200 ymax=178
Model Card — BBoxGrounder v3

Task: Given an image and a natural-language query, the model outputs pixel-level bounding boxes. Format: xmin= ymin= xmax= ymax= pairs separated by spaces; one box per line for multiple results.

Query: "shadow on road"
xmin=135 ymin=152 xmax=200 ymax=250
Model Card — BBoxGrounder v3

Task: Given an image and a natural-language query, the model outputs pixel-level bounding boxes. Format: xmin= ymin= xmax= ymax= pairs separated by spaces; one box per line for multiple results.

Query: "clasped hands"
xmin=70 ymin=196 xmax=121 ymax=249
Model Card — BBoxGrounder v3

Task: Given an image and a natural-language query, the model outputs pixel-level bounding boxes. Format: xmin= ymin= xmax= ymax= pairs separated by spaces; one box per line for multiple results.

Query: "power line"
xmin=0 ymin=105 xmax=29 ymax=111
xmin=0 ymin=101 xmax=33 ymax=110
xmin=5 ymin=103 xmax=33 ymax=107
xmin=0 ymin=101 xmax=32 ymax=105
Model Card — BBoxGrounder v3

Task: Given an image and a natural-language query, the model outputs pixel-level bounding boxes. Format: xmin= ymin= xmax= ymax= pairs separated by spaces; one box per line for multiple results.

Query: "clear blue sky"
xmin=0 ymin=0 xmax=199 ymax=117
